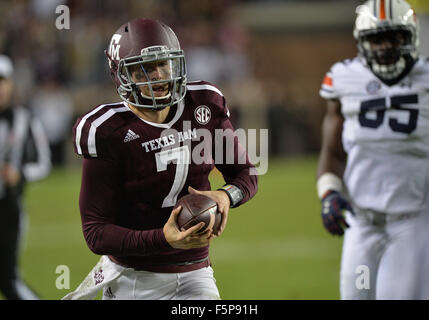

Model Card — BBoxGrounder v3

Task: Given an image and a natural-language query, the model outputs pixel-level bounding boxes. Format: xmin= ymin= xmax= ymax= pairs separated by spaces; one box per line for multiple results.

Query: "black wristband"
xmin=218 ymin=184 xmax=244 ymax=208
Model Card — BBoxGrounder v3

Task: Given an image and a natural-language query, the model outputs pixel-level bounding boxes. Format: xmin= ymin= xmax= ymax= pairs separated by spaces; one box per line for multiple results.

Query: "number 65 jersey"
xmin=320 ymin=57 xmax=429 ymax=215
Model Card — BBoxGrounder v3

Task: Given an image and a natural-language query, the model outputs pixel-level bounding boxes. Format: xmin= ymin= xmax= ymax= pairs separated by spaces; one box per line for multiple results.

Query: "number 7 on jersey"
xmin=155 ymin=146 xmax=190 ymax=208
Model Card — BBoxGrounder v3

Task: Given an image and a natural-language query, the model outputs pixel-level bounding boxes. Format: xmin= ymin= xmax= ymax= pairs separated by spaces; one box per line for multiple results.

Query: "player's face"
xmin=367 ymin=30 xmax=405 ymax=65
xmin=0 ymin=77 xmax=13 ymax=109
xmin=130 ymin=61 xmax=171 ymax=98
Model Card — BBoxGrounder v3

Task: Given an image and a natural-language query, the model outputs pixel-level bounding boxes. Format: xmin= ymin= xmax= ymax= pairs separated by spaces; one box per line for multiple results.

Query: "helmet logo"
xmin=109 ymin=34 xmax=122 ymax=61
xmin=194 ymin=105 xmax=211 ymax=125
xmin=141 ymin=45 xmax=168 ymax=56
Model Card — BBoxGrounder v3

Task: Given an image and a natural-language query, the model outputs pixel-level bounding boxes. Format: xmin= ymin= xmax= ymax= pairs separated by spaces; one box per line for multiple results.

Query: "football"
xmin=174 ymin=194 xmax=221 ymax=234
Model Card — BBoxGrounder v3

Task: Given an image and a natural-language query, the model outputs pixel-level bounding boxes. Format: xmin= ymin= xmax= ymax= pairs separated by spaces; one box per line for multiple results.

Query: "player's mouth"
xmin=151 ymin=84 xmax=169 ymax=95
xmin=140 ymin=83 xmax=171 ymax=100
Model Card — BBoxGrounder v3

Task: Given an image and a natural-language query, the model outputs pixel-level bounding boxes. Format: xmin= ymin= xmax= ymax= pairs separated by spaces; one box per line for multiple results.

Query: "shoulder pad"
xmin=320 ymin=57 xmax=361 ymax=100
xmin=73 ymin=102 xmax=130 ymax=158
xmin=186 ymin=80 xmax=230 ymax=118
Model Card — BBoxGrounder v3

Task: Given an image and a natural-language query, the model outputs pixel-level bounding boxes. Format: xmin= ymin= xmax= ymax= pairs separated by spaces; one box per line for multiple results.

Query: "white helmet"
xmin=353 ymin=0 xmax=419 ymax=84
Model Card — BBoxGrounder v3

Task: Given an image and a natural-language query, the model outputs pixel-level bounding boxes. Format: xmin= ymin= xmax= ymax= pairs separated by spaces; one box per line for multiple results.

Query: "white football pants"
xmin=340 ymin=208 xmax=429 ymax=300
xmin=102 ymin=261 xmax=220 ymax=300
xmin=62 ymin=256 xmax=220 ymax=300
xmin=416 ymin=208 xmax=429 ymax=299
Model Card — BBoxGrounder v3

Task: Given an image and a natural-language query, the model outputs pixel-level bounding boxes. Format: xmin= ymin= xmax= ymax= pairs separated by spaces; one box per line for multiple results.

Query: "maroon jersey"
xmin=72 ymin=81 xmax=258 ymax=272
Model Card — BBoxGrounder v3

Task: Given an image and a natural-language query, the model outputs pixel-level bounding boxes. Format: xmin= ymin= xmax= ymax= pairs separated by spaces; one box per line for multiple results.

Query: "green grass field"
xmin=1 ymin=156 xmax=343 ymax=300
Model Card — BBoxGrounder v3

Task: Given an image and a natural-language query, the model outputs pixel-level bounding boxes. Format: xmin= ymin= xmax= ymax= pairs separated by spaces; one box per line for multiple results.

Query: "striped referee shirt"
xmin=0 ymin=106 xmax=51 ymax=198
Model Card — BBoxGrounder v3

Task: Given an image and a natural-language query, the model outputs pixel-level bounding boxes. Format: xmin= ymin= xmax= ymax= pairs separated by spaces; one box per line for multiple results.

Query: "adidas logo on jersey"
xmin=124 ymin=129 xmax=140 ymax=143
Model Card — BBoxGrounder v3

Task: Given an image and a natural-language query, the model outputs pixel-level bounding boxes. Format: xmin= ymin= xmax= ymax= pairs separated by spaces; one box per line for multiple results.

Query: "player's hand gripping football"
xmin=188 ymin=186 xmax=230 ymax=238
xmin=321 ymin=191 xmax=354 ymax=236
xmin=163 ymin=205 xmax=213 ymax=250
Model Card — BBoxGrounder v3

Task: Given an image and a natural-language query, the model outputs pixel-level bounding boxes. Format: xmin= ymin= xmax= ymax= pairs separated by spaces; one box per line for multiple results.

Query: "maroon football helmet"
xmin=105 ymin=18 xmax=187 ymax=110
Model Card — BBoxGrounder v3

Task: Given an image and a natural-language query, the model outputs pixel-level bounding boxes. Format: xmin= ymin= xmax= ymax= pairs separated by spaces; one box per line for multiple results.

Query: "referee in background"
xmin=0 ymin=54 xmax=51 ymax=300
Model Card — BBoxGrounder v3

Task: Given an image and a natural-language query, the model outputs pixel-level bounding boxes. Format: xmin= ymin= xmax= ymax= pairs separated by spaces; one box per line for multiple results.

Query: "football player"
xmin=317 ymin=0 xmax=429 ymax=299
xmin=0 ymin=54 xmax=51 ymax=299
xmin=64 ymin=18 xmax=257 ymax=300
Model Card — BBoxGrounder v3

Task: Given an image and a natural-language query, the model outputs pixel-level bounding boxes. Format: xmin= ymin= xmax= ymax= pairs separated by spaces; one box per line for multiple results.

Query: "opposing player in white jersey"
xmin=317 ymin=0 xmax=429 ymax=299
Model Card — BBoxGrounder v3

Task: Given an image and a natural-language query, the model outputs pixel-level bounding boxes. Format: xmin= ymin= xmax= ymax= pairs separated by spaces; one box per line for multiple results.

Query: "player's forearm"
xmin=317 ymin=100 xmax=347 ymax=178
xmin=222 ymin=169 xmax=258 ymax=207
xmin=216 ymin=145 xmax=258 ymax=207
xmin=215 ymin=119 xmax=258 ymax=206
xmin=317 ymin=132 xmax=347 ymax=198
xmin=317 ymin=147 xmax=346 ymax=179
xmin=82 ymin=220 xmax=172 ymax=256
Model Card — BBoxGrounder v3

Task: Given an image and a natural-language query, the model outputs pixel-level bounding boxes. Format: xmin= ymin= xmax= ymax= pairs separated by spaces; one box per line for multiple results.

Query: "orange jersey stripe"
xmin=323 ymin=75 xmax=333 ymax=87
xmin=380 ymin=0 xmax=386 ymax=20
